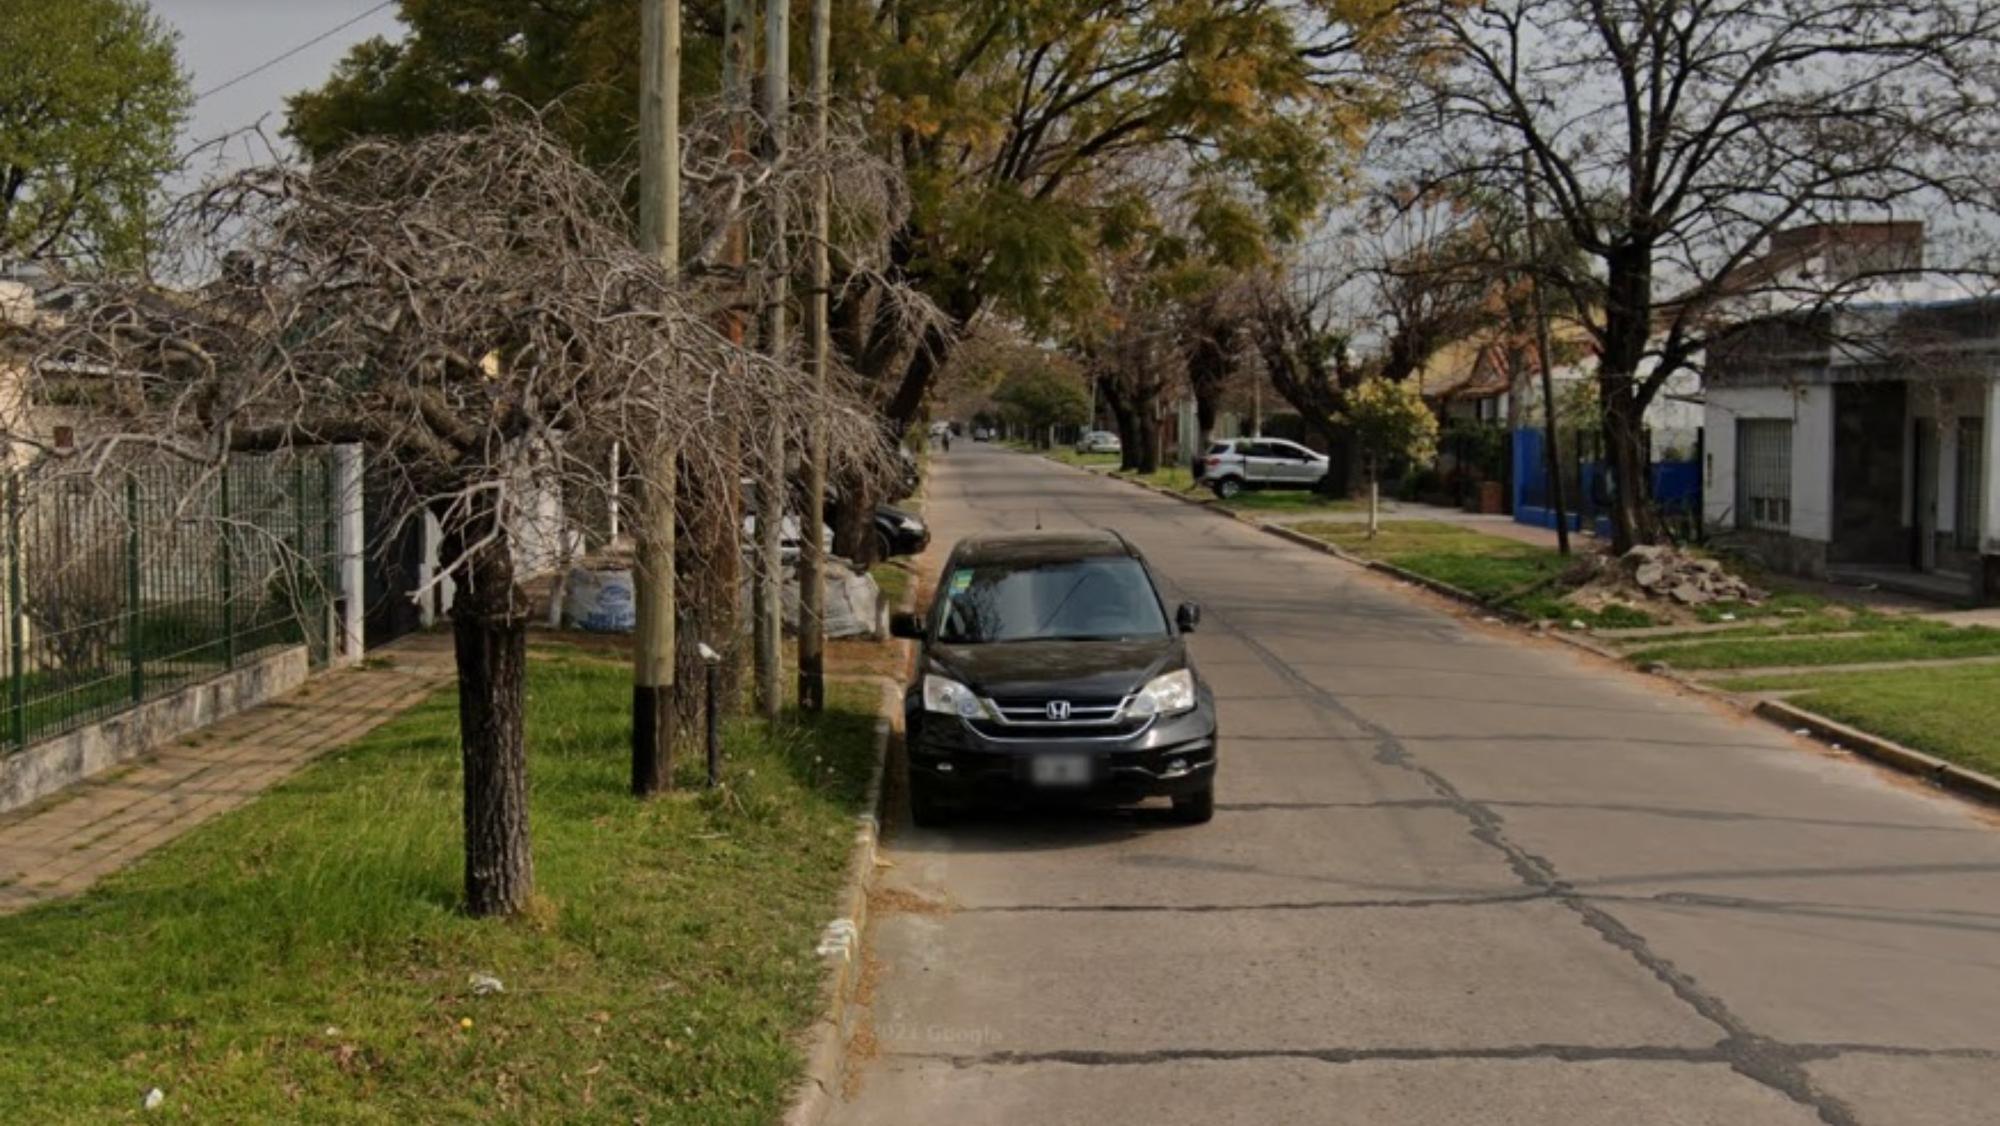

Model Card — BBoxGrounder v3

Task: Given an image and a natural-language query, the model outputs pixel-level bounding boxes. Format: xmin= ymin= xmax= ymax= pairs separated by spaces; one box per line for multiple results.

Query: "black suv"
xmin=891 ymin=530 xmax=1217 ymax=826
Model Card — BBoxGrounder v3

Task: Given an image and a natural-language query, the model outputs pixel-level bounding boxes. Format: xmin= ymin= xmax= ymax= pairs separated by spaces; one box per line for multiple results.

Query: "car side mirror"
xmin=889 ymin=611 xmax=925 ymax=640
xmin=1176 ymin=602 xmax=1201 ymax=633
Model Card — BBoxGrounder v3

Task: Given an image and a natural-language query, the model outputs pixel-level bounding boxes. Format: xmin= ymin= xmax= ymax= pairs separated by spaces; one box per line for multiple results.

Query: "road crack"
xmin=1226 ymin=623 xmax=1865 ymax=1126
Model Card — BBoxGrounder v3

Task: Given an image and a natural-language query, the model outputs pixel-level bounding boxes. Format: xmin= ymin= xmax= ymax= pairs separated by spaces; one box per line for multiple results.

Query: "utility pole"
xmin=752 ymin=0 xmax=790 ymax=721
xmin=1521 ymin=149 xmax=1571 ymax=556
xmin=632 ymin=0 xmax=681 ymax=793
xmin=712 ymin=0 xmax=752 ymax=716
xmin=796 ymin=0 xmax=831 ymax=713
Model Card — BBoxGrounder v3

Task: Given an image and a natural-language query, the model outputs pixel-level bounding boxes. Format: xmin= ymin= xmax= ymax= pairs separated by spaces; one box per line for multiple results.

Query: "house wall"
xmin=1908 ymin=379 xmax=1991 ymax=576
xmin=1704 ymin=383 xmax=1835 ymax=575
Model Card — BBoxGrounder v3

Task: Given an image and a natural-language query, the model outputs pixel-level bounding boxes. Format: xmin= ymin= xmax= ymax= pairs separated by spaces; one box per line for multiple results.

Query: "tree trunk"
xmin=1136 ymin=408 xmax=1161 ymax=474
xmin=1194 ymin=394 xmax=1217 ymax=468
xmin=830 ymin=464 xmax=877 ymax=565
xmin=449 ymin=534 xmax=533 ymax=918
xmin=1601 ymin=376 xmax=1658 ymax=552
xmin=1600 ymin=243 xmax=1658 ymax=552
xmin=1101 ymin=378 xmax=1138 ymax=472
xmin=1312 ymin=422 xmax=1352 ymax=497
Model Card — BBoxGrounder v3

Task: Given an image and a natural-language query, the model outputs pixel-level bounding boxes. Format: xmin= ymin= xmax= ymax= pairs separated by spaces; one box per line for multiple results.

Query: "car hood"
xmin=925 ymin=638 xmax=1182 ymax=699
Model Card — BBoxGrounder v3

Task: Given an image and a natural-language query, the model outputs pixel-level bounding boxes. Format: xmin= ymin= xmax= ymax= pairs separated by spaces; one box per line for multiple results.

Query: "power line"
xmin=194 ymin=0 xmax=398 ymax=104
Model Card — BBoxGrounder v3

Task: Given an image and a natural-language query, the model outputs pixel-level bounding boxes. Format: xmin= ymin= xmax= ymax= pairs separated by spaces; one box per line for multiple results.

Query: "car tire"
xmin=875 ymin=529 xmax=895 ymax=561
xmin=1171 ymin=781 xmax=1214 ymax=824
xmin=909 ymin=775 xmax=951 ymax=828
xmin=1211 ymin=476 xmax=1242 ymax=500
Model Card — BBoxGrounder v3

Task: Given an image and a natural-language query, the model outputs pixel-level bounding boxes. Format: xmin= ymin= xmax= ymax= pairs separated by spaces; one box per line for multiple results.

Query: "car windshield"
xmin=935 ymin=557 xmax=1168 ymax=644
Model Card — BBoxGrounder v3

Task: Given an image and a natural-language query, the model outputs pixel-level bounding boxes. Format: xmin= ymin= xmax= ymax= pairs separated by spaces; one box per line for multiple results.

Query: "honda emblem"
xmin=1045 ymin=700 xmax=1071 ymax=721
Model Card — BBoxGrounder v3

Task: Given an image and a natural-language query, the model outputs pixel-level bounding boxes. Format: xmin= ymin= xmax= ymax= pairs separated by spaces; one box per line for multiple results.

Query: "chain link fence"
xmin=2 ymin=450 xmax=339 ymax=753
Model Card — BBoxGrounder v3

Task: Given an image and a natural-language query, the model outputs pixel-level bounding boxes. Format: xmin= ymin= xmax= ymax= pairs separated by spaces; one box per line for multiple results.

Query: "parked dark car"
xmin=874 ymin=504 xmax=929 ymax=559
xmin=891 ymin=530 xmax=1216 ymax=826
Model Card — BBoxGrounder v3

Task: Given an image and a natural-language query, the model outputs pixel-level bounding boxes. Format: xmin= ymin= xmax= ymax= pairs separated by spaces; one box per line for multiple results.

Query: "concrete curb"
xmin=781 ymin=678 xmax=894 ymax=1126
xmin=1753 ymin=698 xmax=2000 ymax=807
xmin=1034 ymin=451 xmax=2000 ymax=811
xmin=781 ymin=574 xmax=919 ymax=1126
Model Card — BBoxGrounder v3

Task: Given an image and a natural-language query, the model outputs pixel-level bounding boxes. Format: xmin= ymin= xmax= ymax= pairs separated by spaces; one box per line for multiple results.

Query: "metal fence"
xmin=2 ymin=450 xmax=339 ymax=754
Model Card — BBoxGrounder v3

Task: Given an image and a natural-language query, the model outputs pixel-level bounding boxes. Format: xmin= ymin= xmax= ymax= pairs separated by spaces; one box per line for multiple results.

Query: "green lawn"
xmin=1038 ymin=447 xmax=1120 ymax=469
xmin=0 ymin=647 xmax=880 ymax=1124
xmin=1293 ymin=520 xmax=1652 ymax=627
xmin=1713 ymin=664 xmax=2000 ymax=778
xmin=870 ymin=561 xmax=913 ymax=609
xmin=1626 ymin=619 xmax=2000 ymax=671
xmin=1220 ymin=490 xmax=1362 ymax=515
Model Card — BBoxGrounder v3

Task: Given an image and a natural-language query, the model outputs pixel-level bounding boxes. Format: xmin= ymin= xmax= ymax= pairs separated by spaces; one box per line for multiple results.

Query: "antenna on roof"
xmin=1035 ymin=509 xmax=1043 ymax=531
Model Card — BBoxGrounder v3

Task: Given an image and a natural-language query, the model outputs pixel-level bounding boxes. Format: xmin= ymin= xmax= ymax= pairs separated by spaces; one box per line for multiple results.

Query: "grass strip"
xmin=0 ymin=647 xmax=880 ymax=1124
xmin=1714 ymin=663 xmax=2000 ymax=778
xmin=1294 ymin=520 xmax=1653 ymax=628
xmin=1627 ymin=620 xmax=2000 ymax=670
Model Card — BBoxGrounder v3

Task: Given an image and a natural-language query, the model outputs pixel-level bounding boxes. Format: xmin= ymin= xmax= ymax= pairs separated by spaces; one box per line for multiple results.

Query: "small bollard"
xmin=699 ymin=642 xmax=722 ymax=788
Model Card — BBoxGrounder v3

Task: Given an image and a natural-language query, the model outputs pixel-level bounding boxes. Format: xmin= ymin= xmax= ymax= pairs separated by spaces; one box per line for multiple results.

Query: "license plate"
xmin=1029 ymin=754 xmax=1091 ymax=788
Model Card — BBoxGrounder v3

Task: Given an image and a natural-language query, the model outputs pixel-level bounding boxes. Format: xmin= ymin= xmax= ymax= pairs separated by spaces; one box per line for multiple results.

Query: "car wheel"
xmin=909 ymin=774 xmax=951 ymax=828
xmin=1171 ymin=781 xmax=1214 ymax=824
xmin=875 ymin=529 xmax=895 ymax=561
xmin=1211 ymin=476 xmax=1242 ymax=500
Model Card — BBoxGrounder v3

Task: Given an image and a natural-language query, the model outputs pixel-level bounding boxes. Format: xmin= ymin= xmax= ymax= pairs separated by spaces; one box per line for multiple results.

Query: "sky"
xmin=150 ymin=0 xmax=407 ymax=181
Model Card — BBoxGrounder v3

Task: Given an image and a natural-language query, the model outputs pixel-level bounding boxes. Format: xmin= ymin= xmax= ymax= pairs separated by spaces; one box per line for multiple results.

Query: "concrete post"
xmin=334 ymin=445 xmax=366 ymax=665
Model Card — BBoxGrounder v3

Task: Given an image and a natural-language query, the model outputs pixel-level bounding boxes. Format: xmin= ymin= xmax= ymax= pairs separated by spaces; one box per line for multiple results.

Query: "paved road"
xmin=831 ymin=445 xmax=2000 ymax=1126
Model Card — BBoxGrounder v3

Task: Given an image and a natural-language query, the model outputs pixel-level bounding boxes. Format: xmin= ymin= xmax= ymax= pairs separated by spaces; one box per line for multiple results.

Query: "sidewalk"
xmin=0 ymin=633 xmax=456 ymax=916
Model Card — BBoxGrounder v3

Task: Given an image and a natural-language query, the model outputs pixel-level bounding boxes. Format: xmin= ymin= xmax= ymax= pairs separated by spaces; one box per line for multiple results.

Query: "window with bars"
xmin=1957 ymin=417 xmax=1985 ymax=551
xmin=1736 ymin=419 xmax=1793 ymax=532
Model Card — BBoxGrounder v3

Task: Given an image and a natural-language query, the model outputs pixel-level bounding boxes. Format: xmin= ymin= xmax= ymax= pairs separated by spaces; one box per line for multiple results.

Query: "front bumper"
xmin=905 ymin=701 xmax=1217 ymax=806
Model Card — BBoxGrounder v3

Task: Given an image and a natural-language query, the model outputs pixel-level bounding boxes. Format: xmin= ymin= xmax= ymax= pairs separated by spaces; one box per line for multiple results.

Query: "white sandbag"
xmin=562 ymin=567 xmax=636 ymax=632
xmin=774 ymin=558 xmax=883 ymax=640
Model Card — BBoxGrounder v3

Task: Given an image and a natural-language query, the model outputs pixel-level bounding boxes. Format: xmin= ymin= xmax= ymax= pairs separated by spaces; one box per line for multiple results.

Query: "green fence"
xmin=2 ymin=450 xmax=339 ymax=754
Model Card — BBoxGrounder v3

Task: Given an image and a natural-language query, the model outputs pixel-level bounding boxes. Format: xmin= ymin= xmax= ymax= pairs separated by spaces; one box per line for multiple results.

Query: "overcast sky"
xmin=151 ymin=0 xmax=406 ymax=177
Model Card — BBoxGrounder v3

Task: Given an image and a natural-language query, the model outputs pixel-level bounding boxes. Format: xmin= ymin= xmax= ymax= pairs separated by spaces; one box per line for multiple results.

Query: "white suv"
xmin=1201 ymin=438 xmax=1329 ymax=499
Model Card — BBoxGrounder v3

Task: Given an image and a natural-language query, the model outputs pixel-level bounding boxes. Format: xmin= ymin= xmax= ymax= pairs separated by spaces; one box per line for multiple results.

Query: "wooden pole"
xmin=632 ymin=0 xmax=681 ymax=794
xmin=712 ymin=0 xmax=752 ymax=716
xmin=753 ymin=0 xmax=789 ymax=721
xmin=797 ymin=0 xmax=831 ymax=713
xmin=1521 ymin=149 xmax=1571 ymax=556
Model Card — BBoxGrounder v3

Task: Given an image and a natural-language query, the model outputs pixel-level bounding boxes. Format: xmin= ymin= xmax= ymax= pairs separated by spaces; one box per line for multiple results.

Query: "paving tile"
xmin=0 ymin=636 xmax=454 ymax=916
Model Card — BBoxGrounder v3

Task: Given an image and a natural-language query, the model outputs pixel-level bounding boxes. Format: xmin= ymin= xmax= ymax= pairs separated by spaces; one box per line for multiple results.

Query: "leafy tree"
xmin=993 ymin=361 xmax=1090 ymax=448
xmin=1341 ymin=374 xmax=1436 ymax=535
xmin=289 ymin=1 xmax=1405 ymax=414
xmin=0 ymin=0 xmax=189 ymax=266
xmin=855 ymin=0 xmax=1404 ymax=426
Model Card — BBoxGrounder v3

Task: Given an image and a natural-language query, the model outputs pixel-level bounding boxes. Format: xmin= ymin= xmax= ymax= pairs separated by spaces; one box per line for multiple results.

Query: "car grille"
xmin=969 ymin=695 xmax=1148 ymax=741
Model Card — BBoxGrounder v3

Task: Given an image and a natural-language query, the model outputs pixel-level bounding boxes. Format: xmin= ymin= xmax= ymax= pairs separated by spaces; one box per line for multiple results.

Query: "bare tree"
xmin=1176 ymin=279 xmax=1251 ymax=474
xmin=1401 ymin=0 xmax=2000 ymax=549
xmin=14 ymin=120 xmax=888 ymax=916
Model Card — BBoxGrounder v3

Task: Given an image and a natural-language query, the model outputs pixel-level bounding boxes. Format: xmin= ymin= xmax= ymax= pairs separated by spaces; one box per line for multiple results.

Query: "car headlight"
xmin=923 ymin=674 xmax=990 ymax=719
xmin=1124 ymin=669 xmax=1196 ymax=719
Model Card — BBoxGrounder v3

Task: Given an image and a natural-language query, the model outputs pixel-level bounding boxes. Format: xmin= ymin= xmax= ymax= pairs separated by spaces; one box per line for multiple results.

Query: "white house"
xmin=1705 ymin=263 xmax=2000 ymax=603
